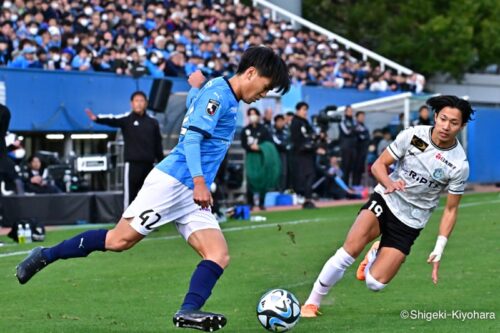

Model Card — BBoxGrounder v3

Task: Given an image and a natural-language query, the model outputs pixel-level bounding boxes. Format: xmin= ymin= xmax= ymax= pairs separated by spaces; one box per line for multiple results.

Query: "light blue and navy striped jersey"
xmin=156 ymin=77 xmax=239 ymax=189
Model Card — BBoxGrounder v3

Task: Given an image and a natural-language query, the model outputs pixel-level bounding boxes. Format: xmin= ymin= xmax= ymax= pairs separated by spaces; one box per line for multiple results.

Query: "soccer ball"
xmin=256 ymin=289 xmax=301 ymax=332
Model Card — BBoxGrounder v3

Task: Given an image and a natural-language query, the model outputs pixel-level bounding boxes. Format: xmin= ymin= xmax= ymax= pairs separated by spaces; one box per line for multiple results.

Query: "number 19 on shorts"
xmin=368 ymin=200 xmax=383 ymax=217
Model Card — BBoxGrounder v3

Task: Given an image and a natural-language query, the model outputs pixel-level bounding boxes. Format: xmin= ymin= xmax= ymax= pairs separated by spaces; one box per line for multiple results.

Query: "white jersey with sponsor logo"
xmin=374 ymin=125 xmax=469 ymax=229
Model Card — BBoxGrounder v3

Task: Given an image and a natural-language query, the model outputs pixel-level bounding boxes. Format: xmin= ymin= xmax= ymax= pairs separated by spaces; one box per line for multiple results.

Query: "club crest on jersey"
xmin=433 ymin=168 xmax=445 ymax=181
xmin=206 ymin=99 xmax=220 ymax=116
xmin=411 ymin=135 xmax=428 ymax=152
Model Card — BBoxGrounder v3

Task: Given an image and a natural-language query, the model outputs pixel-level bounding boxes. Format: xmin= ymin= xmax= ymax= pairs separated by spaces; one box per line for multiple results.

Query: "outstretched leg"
xmin=16 ymin=217 xmax=143 ymax=284
xmin=302 ymin=209 xmax=380 ymax=317
xmin=173 ymin=228 xmax=229 ymax=331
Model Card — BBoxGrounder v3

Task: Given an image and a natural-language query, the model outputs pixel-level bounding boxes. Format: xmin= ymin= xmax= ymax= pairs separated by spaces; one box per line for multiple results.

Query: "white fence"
xmin=252 ymin=0 xmax=414 ymax=75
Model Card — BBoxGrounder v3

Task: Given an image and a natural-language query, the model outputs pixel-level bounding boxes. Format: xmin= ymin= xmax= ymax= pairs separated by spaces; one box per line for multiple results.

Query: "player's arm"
xmin=427 ymin=193 xmax=462 ymax=285
xmin=184 ymin=130 xmax=212 ymax=208
xmin=183 ymin=86 xmax=223 ymax=208
xmin=86 ymin=108 xmax=126 ymax=128
xmin=371 ymin=149 xmax=406 ymax=194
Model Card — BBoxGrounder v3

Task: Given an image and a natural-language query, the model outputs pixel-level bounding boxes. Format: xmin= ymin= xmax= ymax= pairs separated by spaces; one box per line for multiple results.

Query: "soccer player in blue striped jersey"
xmin=16 ymin=46 xmax=290 ymax=332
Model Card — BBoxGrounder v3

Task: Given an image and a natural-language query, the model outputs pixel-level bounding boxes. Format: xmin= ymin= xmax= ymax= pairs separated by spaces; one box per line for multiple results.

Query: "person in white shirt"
xmin=301 ymin=95 xmax=474 ymax=318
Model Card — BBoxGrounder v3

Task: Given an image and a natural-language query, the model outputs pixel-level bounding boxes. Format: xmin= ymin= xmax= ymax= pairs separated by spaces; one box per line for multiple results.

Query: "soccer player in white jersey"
xmin=301 ymin=95 xmax=474 ymax=318
xmin=15 ymin=47 xmax=290 ymax=332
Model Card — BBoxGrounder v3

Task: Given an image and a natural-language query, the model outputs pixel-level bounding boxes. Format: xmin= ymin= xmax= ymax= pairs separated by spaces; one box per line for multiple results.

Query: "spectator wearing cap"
xmin=164 ymin=51 xmax=186 ymax=77
xmin=47 ymin=25 xmax=61 ymax=48
xmin=60 ymin=49 xmax=73 ymax=71
xmin=8 ymin=43 xmax=40 ymax=68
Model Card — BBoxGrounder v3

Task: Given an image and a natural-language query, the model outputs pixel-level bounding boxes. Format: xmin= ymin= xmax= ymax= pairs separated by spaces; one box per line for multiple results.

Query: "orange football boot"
xmin=301 ymin=304 xmax=321 ymax=318
xmin=356 ymin=241 xmax=380 ymax=281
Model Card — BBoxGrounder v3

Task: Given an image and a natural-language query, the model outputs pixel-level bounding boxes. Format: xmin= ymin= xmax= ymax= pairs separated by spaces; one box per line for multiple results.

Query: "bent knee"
xmin=206 ymin=252 xmax=230 ymax=269
xmin=105 ymin=236 xmax=136 ymax=252
xmin=365 ymin=270 xmax=387 ymax=292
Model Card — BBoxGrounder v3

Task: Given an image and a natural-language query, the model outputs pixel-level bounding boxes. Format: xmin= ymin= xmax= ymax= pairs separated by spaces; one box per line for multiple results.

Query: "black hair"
xmin=426 ymin=95 xmax=474 ymax=124
xmin=27 ymin=155 xmax=39 ymax=164
xmin=274 ymin=114 xmax=285 ymax=122
xmin=286 ymin=111 xmax=295 ymax=116
xmin=418 ymin=105 xmax=429 ymax=112
xmin=236 ymin=46 xmax=290 ymax=94
xmin=247 ymin=107 xmax=260 ymax=116
xmin=130 ymin=90 xmax=148 ymax=101
xmin=355 ymin=111 xmax=365 ymax=117
xmin=295 ymin=101 xmax=309 ymax=111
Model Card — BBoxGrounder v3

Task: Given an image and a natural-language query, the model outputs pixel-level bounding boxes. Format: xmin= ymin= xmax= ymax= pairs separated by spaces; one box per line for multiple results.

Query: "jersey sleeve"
xmin=448 ymin=161 xmax=469 ymax=194
xmin=94 ymin=114 xmax=127 ymax=128
xmin=387 ymin=127 xmax=414 ymax=160
xmin=186 ymin=89 xmax=225 ymax=138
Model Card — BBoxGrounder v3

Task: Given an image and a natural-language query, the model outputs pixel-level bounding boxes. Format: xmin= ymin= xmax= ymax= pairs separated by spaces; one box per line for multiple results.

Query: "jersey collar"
xmin=223 ymin=76 xmax=240 ymax=102
xmin=429 ymin=127 xmax=458 ymax=151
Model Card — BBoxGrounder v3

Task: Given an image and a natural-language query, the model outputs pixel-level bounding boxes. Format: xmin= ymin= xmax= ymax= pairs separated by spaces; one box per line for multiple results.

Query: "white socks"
xmin=365 ymin=269 xmax=386 ymax=291
xmin=305 ymin=247 xmax=355 ymax=306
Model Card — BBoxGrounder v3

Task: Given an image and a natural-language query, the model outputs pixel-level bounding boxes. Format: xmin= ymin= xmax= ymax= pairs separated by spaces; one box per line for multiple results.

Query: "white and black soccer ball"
xmin=256 ymin=289 xmax=301 ymax=332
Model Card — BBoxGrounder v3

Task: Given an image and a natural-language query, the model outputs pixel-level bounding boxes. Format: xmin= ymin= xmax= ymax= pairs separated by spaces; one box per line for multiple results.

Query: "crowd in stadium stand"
xmin=0 ymin=0 xmax=425 ymax=92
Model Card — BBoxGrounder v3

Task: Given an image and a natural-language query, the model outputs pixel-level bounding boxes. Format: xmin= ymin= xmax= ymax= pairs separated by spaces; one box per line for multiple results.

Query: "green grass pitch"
xmin=0 ymin=192 xmax=498 ymax=332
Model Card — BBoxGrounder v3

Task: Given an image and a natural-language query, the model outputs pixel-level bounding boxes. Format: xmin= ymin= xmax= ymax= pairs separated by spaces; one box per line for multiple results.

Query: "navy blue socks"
xmin=42 ymin=229 xmax=108 ymax=264
xmin=181 ymin=260 xmax=224 ymax=311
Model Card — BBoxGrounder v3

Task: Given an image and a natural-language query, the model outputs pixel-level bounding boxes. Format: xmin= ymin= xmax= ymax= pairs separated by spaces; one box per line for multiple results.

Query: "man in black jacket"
xmin=338 ymin=105 xmax=357 ymax=186
xmin=290 ymin=102 xmax=317 ymax=209
xmin=85 ymin=91 xmax=164 ymax=207
xmin=272 ymin=114 xmax=290 ymax=191
xmin=353 ymin=111 xmax=370 ymax=186
xmin=0 ymin=104 xmax=23 ymax=195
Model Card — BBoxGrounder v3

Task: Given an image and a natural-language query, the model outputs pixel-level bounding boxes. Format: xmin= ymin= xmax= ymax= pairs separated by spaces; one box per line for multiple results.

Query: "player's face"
xmin=433 ymin=107 xmax=464 ymax=144
xmin=131 ymin=95 xmax=147 ymax=114
xmin=241 ymin=67 xmax=273 ymax=104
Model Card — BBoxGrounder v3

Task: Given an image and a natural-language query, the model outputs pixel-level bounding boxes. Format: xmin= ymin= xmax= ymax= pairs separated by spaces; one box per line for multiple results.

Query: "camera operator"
xmin=338 ymin=105 xmax=357 ymax=186
xmin=290 ymin=102 xmax=320 ymax=209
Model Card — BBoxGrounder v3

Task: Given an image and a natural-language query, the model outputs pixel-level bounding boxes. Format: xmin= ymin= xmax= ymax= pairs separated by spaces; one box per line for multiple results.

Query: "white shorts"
xmin=123 ymin=168 xmax=220 ymax=240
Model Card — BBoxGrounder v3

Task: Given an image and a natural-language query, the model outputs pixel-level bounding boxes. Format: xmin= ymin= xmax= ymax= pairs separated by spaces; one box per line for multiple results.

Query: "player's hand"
xmin=193 ymin=177 xmax=213 ymax=209
xmin=427 ymin=254 xmax=440 ymax=285
xmin=250 ymin=143 xmax=260 ymax=151
xmin=188 ymin=70 xmax=206 ymax=89
xmin=85 ymin=108 xmax=97 ymax=121
xmin=383 ymin=179 xmax=406 ymax=194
